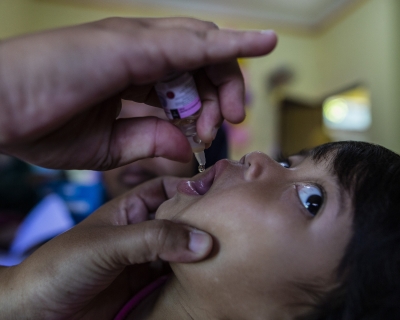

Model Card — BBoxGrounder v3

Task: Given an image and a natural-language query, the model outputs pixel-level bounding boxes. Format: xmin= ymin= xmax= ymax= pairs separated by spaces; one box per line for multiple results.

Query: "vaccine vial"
xmin=155 ymin=72 xmax=206 ymax=173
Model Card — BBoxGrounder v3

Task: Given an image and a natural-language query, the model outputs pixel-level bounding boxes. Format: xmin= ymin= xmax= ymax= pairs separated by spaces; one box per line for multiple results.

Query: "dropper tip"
xmin=194 ymin=151 xmax=206 ymax=173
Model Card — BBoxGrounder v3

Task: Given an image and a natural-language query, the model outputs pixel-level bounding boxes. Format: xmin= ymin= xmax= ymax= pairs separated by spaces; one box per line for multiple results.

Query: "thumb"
xmin=108 ymin=117 xmax=192 ymax=168
xmin=108 ymin=220 xmax=213 ymax=267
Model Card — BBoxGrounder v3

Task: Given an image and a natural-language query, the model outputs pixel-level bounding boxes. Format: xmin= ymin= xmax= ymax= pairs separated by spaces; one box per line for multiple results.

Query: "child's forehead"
xmin=292 ymin=147 xmax=338 ymax=168
xmin=289 ymin=148 xmax=332 ymax=165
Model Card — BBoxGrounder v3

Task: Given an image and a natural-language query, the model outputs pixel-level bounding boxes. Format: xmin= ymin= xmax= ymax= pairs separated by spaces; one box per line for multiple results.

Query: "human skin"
xmin=103 ymin=101 xmax=194 ymax=198
xmin=0 ymin=17 xmax=277 ymax=170
xmin=0 ymin=16 xmax=279 ymax=319
xmin=0 ymin=177 xmax=213 ymax=320
xmin=136 ymin=151 xmax=354 ymax=319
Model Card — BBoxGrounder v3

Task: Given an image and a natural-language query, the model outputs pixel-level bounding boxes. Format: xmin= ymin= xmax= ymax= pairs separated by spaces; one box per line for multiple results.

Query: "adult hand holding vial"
xmin=155 ymin=72 xmax=206 ymax=172
xmin=0 ymin=17 xmax=277 ymax=171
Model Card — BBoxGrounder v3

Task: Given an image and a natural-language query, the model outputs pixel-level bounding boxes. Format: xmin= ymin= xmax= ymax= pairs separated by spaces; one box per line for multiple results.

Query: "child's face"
xmin=156 ymin=151 xmax=353 ymax=317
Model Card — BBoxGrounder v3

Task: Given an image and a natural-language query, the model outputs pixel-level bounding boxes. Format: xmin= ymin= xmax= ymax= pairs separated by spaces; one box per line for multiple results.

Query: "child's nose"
xmin=243 ymin=151 xmax=278 ymax=180
xmin=240 ymin=151 xmax=284 ymax=180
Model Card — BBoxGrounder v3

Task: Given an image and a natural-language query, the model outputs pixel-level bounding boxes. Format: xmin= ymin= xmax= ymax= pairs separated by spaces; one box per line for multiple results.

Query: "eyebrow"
xmin=286 ymin=149 xmax=312 ymax=163
xmin=332 ymin=176 xmax=350 ymax=218
xmin=298 ymin=149 xmax=312 ymax=157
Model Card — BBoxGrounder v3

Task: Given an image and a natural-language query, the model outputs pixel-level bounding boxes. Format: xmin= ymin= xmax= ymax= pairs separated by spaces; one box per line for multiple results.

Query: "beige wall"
xmin=243 ymin=34 xmax=320 ymax=158
xmin=1 ymin=0 xmax=399 ymax=156
xmin=246 ymin=0 xmax=400 ymax=155
xmin=0 ymin=0 xmax=30 ymax=38
xmin=314 ymin=0 xmax=400 ymax=152
xmin=0 ymin=0 xmax=132 ymax=38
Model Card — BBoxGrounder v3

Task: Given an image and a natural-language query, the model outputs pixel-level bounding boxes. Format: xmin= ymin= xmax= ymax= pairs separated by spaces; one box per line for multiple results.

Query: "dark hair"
xmin=298 ymin=141 xmax=400 ymax=319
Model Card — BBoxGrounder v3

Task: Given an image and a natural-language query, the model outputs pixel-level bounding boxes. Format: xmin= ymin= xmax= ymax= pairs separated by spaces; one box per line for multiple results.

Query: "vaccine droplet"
xmin=198 ymin=165 xmax=205 ymax=173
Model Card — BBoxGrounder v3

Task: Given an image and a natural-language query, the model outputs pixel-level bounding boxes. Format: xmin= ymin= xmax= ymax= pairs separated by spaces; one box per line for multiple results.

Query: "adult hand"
xmin=0 ymin=17 xmax=277 ymax=170
xmin=0 ymin=176 xmax=211 ymax=319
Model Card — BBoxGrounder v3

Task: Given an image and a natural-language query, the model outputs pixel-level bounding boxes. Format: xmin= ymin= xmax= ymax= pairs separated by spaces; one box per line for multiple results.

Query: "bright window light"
xmin=323 ymin=87 xmax=371 ymax=131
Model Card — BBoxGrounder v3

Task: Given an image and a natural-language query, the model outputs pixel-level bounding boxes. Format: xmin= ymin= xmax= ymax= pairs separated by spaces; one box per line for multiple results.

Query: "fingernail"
xmin=260 ymin=29 xmax=274 ymax=35
xmin=189 ymin=229 xmax=211 ymax=254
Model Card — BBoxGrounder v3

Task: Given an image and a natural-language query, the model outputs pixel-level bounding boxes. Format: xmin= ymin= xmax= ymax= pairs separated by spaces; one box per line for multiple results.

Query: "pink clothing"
xmin=114 ymin=275 xmax=170 ymax=320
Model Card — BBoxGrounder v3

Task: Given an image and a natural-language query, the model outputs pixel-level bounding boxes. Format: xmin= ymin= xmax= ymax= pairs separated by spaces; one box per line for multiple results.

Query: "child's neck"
xmin=126 ymin=273 xmax=301 ymax=320
xmin=127 ymin=275 xmax=211 ymax=320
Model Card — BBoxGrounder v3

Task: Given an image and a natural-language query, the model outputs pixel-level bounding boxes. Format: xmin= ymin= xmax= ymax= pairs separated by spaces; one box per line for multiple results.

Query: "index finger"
xmin=123 ymin=27 xmax=278 ymax=84
xmin=195 ymin=60 xmax=245 ymax=142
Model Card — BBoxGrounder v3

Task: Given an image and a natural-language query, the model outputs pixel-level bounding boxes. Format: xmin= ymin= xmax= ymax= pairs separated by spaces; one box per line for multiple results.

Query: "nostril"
xmin=239 ymin=154 xmax=247 ymax=165
xmin=244 ymin=161 xmax=263 ymax=180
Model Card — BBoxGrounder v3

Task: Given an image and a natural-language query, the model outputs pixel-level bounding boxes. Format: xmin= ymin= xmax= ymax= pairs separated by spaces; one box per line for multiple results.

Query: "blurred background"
xmin=0 ymin=0 xmax=399 ymax=263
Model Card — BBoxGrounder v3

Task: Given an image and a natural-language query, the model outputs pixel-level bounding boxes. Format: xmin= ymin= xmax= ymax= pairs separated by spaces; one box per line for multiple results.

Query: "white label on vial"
xmin=155 ymin=75 xmax=201 ymax=120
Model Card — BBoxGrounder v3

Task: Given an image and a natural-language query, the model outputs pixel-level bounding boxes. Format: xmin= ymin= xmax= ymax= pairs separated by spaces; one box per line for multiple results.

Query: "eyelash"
xmin=275 ymin=153 xmax=291 ymax=168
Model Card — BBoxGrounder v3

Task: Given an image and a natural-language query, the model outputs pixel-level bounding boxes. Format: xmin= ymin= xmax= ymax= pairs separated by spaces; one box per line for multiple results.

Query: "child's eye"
xmin=296 ymin=184 xmax=323 ymax=216
xmin=279 ymin=160 xmax=290 ymax=168
xmin=275 ymin=155 xmax=290 ymax=168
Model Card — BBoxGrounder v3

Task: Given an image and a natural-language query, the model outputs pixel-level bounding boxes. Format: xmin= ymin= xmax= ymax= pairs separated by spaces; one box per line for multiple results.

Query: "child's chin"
xmin=155 ymin=201 xmax=173 ymax=220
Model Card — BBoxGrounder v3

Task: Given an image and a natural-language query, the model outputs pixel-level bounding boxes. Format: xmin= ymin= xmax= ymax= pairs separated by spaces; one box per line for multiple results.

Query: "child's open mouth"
xmin=176 ymin=159 xmax=232 ymax=196
xmin=177 ymin=165 xmax=216 ymax=196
